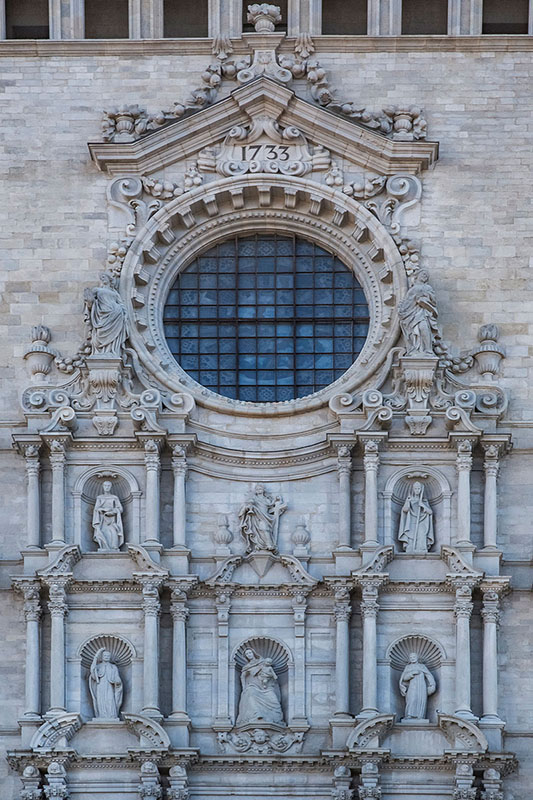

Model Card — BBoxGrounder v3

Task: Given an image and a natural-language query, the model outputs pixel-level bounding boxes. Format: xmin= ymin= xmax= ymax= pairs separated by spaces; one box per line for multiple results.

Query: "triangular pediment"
xmin=89 ymin=76 xmax=438 ymax=178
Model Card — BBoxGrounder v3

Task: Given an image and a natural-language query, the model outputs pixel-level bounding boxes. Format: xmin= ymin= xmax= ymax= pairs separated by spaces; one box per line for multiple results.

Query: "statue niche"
xmin=79 ymin=635 xmax=134 ymax=721
xmin=236 ymin=647 xmax=285 ymax=727
xmin=399 ymin=653 xmax=436 ymax=721
xmin=388 ymin=635 xmax=443 ymax=724
xmin=92 ymin=480 xmax=124 ymax=551
xmin=89 ymin=648 xmax=123 ymax=719
xmin=398 ymin=481 xmax=434 ymax=554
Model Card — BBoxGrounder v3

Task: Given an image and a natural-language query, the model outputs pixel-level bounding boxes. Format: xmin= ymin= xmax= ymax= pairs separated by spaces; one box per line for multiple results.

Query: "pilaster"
xmin=44 ymin=576 xmax=70 ymax=716
xmin=139 ymin=576 xmax=164 ymax=718
xmin=213 ymin=587 xmax=234 ymax=729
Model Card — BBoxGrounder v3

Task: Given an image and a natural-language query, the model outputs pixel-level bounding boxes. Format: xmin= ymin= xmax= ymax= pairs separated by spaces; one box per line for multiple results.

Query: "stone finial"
xmin=24 ymin=325 xmax=56 ymax=383
xmin=472 ymin=324 xmax=505 ymax=381
xmin=247 ymin=4 xmax=282 ymax=32
xmin=214 ymin=514 xmax=233 ymax=556
xmin=292 ymin=517 xmax=310 ymax=557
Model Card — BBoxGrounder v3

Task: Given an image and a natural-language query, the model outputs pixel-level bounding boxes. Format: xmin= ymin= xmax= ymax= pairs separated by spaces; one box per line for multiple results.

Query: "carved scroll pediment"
xmin=38 ymin=545 xmax=81 ymax=577
xmin=441 ymin=546 xmax=483 ymax=579
xmin=437 ymin=713 xmax=488 ymax=753
xmin=123 ymin=713 xmax=170 ymax=750
xmin=346 ymin=714 xmax=395 ymax=751
xmin=30 ymin=713 xmax=82 ymax=750
xmin=205 ymin=552 xmax=317 ymax=588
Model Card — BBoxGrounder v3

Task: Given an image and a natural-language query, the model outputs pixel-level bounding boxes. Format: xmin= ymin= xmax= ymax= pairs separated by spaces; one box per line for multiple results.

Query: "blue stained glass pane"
xmin=199 ymin=274 xmax=217 ymax=288
xmin=238 ymin=306 xmax=256 ymax=319
xmin=295 ymin=338 xmax=313 ymax=353
xmin=258 ymin=370 xmax=275 ymax=385
xmin=181 ymin=355 xmax=199 ymax=370
xmin=295 ymin=289 xmax=313 ymax=304
xmin=163 ymin=234 xmax=369 ymax=402
xmin=257 ymin=274 xmax=275 ymax=288
xmin=276 ymin=355 xmax=294 ymax=369
xmin=276 ymin=274 xmax=294 ymax=288
xmin=258 ymin=386 xmax=276 ymax=402
xmin=200 ymin=354 xmax=218 ymax=369
xmin=258 ymin=338 xmax=275 ymax=353
xmin=239 ymin=354 xmax=256 ymax=368
xmin=277 ymin=338 xmax=294 ymax=353
xmin=258 ymin=355 xmax=275 ymax=369
xmin=219 ymin=354 xmax=236 ymax=369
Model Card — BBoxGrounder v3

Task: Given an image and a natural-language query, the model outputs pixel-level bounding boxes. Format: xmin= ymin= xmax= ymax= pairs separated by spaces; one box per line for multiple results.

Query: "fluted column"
xmin=49 ymin=440 xmax=66 ymax=546
xmin=47 ymin=578 xmax=69 ymax=714
xmin=141 ymin=578 xmax=162 ymax=716
xmin=453 ymin=581 xmax=474 ymax=718
xmin=170 ymin=587 xmax=189 ymax=719
xmin=171 ymin=445 xmax=188 ymax=549
xmin=360 ymin=580 xmax=380 ymax=716
xmin=481 ymin=583 xmax=506 ymax=722
xmin=483 ymin=444 xmax=500 ymax=550
xmin=14 ymin=580 xmax=42 ymax=718
xmin=143 ymin=440 xmax=161 ymax=545
xmin=24 ymin=445 xmax=41 ymax=549
xmin=333 ymin=585 xmax=352 ymax=717
xmin=214 ymin=588 xmax=233 ymax=727
xmin=335 ymin=445 xmax=353 ymax=550
xmin=363 ymin=440 xmax=380 ymax=547
xmin=455 ymin=439 xmax=473 ymax=548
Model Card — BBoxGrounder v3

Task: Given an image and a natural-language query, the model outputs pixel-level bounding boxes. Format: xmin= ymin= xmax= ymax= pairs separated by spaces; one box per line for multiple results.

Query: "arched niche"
xmin=386 ymin=635 xmax=446 ymax=723
xmin=230 ymin=636 xmax=293 ymax=726
xmin=382 ymin=466 xmax=452 ymax=551
xmin=77 ymin=634 xmax=136 ymax=721
xmin=72 ymin=466 xmax=141 ymax=552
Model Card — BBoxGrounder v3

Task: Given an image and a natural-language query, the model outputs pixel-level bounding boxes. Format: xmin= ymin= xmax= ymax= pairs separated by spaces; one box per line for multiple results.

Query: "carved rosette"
xmin=363 ymin=440 xmax=380 ymax=474
xmin=336 ymin=445 xmax=352 ymax=478
xmin=170 ymin=586 xmax=189 ymax=623
xmin=218 ymin=725 xmax=305 ymax=755
xmin=360 ymin=582 xmax=380 ymax=619
xmin=171 ymin=444 xmax=188 ymax=478
xmin=483 ymin=443 xmax=500 ymax=479
xmin=48 ymin=440 xmax=66 ymax=472
xmin=334 ymin=585 xmax=352 ymax=623
xmin=140 ymin=579 xmax=162 ymax=617
xmin=22 ymin=582 xmax=41 ymax=623
xmin=24 ymin=444 xmax=40 ymax=479
xmin=456 ymin=439 xmax=473 ymax=474
xmin=453 ymin=584 xmax=474 ymax=620
xmin=47 ymin=578 xmax=69 ymax=618
xmin=144 ymin=439 xmax=161 ymax=473
xmin=137 ymin=761 xmax=162 ymax=800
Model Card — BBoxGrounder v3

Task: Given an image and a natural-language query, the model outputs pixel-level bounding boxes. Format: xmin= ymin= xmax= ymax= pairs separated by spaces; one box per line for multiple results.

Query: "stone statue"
xmin=399 ymin=653 xmax=436 ymax=720
xmin=398 ymin=481 xmax=434 ymax=554
xmin=84 ymin=273 xmax=128 ymax=356
xmin=89 ymin=648 xmax=123 ymax=718
xmin=92 ymin=481 xmax=124 ymax=551
xmin=236 ymin=647 xmax=285 ymax=727
xmin=238 ymin=484 xmax=287 ymax=553
xmin=398 ymin=270 xmax=439 ymax=355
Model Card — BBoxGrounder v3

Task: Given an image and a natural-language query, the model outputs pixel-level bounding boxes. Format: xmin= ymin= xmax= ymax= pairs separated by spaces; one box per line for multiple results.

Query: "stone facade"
xmin=1 ymin=4 xmax=533 ymax=800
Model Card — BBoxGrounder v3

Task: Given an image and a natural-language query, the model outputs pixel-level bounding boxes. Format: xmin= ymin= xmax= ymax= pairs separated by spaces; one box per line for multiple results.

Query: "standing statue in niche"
xmin=238 ymin=484 xmax=287 ymax=553
xmin=399 ymin=653 xmax=436 ymax=720
xmin=92 ymin=481 xmax=124 ymax=551
xmin=398 ymin=270 xmax=439 ymax=355
xmin=236 ymin=648 xmax=285 ymax=727
xmin=84 ymin=273 xmax=128 ymax=356
xmin=89 ymin=648 xmax=123 ymax=719
xmin=398 ymin=481 xmax=434 ymax=554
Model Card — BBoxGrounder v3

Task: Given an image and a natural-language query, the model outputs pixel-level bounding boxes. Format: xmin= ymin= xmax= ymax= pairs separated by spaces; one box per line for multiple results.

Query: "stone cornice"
xmin=1 ymin=36 xmax=533 ymax=59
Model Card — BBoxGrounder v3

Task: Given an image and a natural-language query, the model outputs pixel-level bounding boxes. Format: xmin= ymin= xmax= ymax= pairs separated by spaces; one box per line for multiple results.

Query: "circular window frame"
xmin=120 ymin=174 xmax=408 ymax=417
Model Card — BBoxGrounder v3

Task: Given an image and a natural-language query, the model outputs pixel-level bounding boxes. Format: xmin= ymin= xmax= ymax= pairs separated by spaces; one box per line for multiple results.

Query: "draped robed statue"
xmin=398 ymin=270 xmax=439 ymax=356
xmin=238 ymin=484 xmax=287 ymax=553
xmin=398 ymin=481 xmax=434 ymax=554
xmin=236 ymin=648 xmax=285 ymax=727
xmin=84 ymin=272 xmax=128 ymax=356
xmin=399 ymin=653 xmax=436 ymax=720
xmin=92 ymin=480 xmax=124 ymax=551
xmin=89 ymin=648 xmax=123 ymax=719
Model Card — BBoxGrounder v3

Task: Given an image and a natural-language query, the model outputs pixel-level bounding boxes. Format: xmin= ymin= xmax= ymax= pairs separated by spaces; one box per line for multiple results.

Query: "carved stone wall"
xmin=0 ymin=9 xmax=532 ymax=800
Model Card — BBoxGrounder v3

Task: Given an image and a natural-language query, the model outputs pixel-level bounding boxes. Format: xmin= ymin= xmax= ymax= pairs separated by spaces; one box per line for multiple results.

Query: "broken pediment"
xmin=89 ymin=77 xmax=438 ymax=179
xmin=205 ymin=551 xmax=317 ymax=588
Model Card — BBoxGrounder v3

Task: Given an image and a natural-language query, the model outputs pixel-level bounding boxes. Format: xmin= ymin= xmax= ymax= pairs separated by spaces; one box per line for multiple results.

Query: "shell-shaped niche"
xmin=388 ymin=635 xmax=444 ymax=671
xmin=80 ymin=635 xmax=134 ymax=670
xmin=234 ymin=637 xmax=290 ymax=673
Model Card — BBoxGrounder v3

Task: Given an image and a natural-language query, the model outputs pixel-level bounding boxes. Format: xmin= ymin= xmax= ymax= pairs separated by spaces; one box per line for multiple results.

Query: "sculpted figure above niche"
xmin=236 ymin=647 xmax=285 ymax=727
xmin=92 ymin=480 xmax=124 ymax=552
xmin=89 ymin=648 xmax=123 ymax=719
xmin=84 ymin=273 xmax=128 ymax=357
xmin=398 ymin=270 xmax=439 ymax=356
xmin=399 ymin=653 xmax=436 ymax=721
xmin=398 ymin=481 xmax=434 ymax=554
xmin=239 ymin=484 xmax=287 ymax=554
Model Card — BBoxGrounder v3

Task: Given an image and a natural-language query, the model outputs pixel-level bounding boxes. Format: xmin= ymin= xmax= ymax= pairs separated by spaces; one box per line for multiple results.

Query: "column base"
xmin=356 ymin=708 xmax=379 ymax=720
xmin=141 ymin=707 xmax=164 ymax=721
xmin=479 ymin=716 xmax=505 ymax=751
xmin=45 ymin=541 xmax=66 ymax=553
xmin=45 ymin=707 xmax=67 ymax=719
xmin=360 ymin=541 xmax=381 ymax=564
xmin=454 ymin=708 xmax=478 ymax=722
xmin=142 ymin=541 xmax=164 ymax=560
xmin=213 ymin=717 xmax=233 ymax=731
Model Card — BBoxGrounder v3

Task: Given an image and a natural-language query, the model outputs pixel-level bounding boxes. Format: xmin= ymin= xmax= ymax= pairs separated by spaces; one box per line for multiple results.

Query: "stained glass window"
xmin=163 ymin=235 xmax=370 ymax=402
